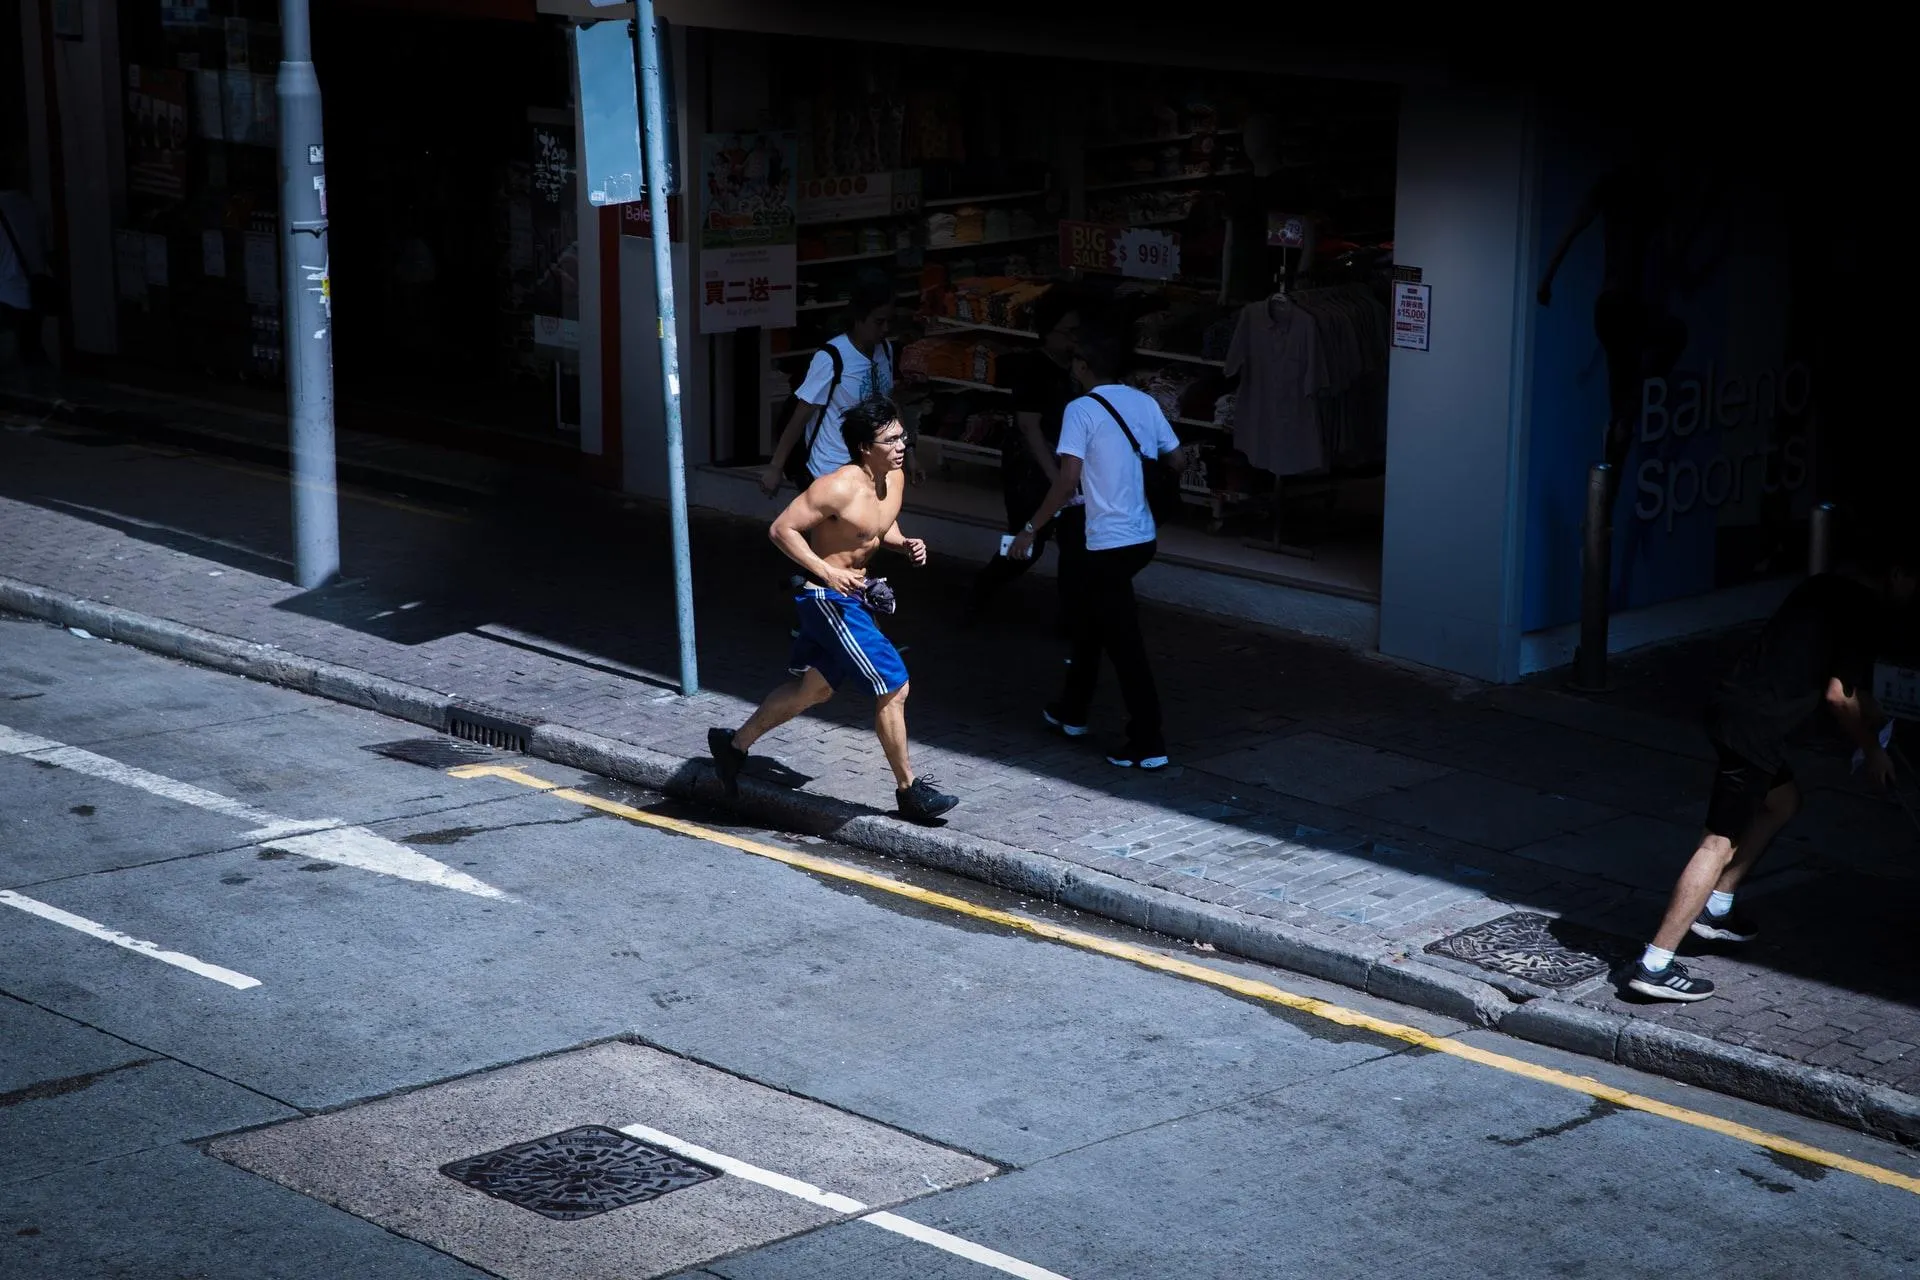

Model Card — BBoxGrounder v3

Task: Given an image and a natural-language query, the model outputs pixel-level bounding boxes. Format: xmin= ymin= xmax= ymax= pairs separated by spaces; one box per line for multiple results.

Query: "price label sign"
xmin=1059 ymin=220 xmax=1182 ymax=280
xmin=1114 ymin=226 xmax=1181 ymax=280
xmin=1876 ymin=662 xmax=1920 ymax=721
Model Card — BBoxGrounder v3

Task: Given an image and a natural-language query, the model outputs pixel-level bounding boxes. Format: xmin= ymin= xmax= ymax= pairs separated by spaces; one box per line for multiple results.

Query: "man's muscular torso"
xmin=806 ymin=465 xmax=902 ymax=576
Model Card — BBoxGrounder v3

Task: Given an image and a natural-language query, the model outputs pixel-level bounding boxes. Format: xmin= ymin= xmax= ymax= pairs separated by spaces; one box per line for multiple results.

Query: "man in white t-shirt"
xmin=761 ymin=268 xmax=898 ymax=495
xmin=1010 ymin=318 xmax=1191 ymax=769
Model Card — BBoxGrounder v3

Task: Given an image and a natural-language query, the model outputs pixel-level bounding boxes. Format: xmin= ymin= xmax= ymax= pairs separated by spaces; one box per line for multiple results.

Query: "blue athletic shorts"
xmin=788 ymin=588 xmax=908 ymax=695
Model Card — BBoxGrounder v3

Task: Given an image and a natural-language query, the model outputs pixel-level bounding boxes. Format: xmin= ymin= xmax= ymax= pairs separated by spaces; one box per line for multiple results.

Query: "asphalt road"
xmin=4 ymin=613 xmax=1919 ymax=1280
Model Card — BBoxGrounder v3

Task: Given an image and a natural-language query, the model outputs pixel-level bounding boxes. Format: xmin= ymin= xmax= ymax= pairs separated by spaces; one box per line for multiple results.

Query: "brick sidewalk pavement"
xmin=3 ymin=383 xmax=1917 ymax=1115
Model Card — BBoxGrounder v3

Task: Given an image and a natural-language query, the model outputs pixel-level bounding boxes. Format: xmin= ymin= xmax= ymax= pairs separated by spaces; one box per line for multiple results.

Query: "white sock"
xmin=1641 ymin=944 xmax=1675 ymax=973
xmin=1706 ymin=890 xmax=1734 ymax=917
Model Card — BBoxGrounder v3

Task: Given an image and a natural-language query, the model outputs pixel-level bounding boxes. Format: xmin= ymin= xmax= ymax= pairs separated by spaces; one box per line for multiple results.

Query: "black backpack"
xmin=1087 ymin=391 xmax=1182 ymax=526
xmin=777 ymin=338 xmax=895 ymax=491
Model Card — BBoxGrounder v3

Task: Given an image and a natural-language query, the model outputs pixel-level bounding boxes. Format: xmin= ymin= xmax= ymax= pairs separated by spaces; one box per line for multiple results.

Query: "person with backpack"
xmin=762 ymin=268 xmax=900 ymax=496
xmin=1009 ymin=317 xmax=1191 ymax=770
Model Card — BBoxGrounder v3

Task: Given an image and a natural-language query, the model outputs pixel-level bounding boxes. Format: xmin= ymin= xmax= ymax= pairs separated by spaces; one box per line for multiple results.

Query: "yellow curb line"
xmin=451 ymin=761 xmax=1920 ymax=1197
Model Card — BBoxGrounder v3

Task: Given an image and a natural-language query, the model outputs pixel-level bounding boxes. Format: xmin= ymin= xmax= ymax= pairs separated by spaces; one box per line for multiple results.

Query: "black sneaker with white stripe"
xmin=1042 ymin=704 xmax=1088 ymax=738
xmin=1626 ymin=960 xmax=1716 ymax=1002
xmin=897 ymin=775 xmax=959 ymax=824
xmin=1690 ymin=906 xmax=1760 ymax=943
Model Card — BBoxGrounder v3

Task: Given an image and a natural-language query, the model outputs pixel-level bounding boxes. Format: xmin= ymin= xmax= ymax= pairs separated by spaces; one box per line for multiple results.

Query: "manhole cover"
xmin=366 ymin=738 xmax=503 ymax=769
xmin=1424 ymin=911 xmax=1637 ymax=989
xmin=440 ymin=1125 xmax=719 ymax=1220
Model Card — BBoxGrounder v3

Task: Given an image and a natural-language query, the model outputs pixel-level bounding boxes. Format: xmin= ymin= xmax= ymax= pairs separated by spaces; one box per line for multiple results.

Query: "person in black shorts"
xmin=1626 ymin=558 xmax=1917 ymax=1002
xmin=964 ymin=287 xmax=1084 ymax=627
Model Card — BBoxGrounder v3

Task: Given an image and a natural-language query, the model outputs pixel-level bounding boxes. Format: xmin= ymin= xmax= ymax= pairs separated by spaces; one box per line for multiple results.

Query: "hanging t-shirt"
xmin=794 ymin=333 xmax=895 ymax=477
xmin=1056 ymin=384 xmax=1180 ymax=552
xmin=1224 ymin=299 xmax=1329 ymax=478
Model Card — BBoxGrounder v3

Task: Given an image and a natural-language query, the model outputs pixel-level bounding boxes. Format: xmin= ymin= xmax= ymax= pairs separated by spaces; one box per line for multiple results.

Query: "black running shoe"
xmin=896 ymin=775 xmax=959 ymax=823
xmin=1042 ymin=704 xmax=1089 ymax=738
xmin=1106 ymin=742 xmax=1169 ymax=770
xmin=708 ymin=727 xmax=747 ymax=798
xmin=1690 ymin=907 xmax=1760 ymax=943
xmin=1626 ymin=960 xmax=1716 ymax=1002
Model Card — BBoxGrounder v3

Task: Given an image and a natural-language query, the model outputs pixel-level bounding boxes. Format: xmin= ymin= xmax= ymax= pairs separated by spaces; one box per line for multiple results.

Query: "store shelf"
xmin=919 ymin=375 xmax=1011 ymax=394
xmin=922 ymin=231 xmax=1057 ymax=253
xmin=1085 ymin=168 xmax=1249 ymax=193
xmin=1174 ymin=416 xmax=1231 ymax=431
xmin=771 ymin=347 xmax=819 ymax=360
xmin=1087 ymin=128 xmax=1241 ymax=150
xmin=1136 ymin=348 xmax=1225 ymax=368
xmin=929 ymin=318 xmax=1039 ymax=339
xmin=923 ymin=189 xmax=1049 ymax=209
xmin=794 ymin=289 xmax=921 ymax=313
xmin=928 ymin=439 xmax=1004 ymax=467
xmin=797 ymin=248 xmax=898 ymax=267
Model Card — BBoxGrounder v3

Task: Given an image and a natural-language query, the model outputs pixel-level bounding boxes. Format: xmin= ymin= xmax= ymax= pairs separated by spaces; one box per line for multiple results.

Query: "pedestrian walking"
xmin=713 ymin=395 xmax=958 ymax=824
xmin=761 ymin=269 xmax=901 ymax=497
xmin=965 ymin=287 xmax=1085 ymax=629
xmin=1009 ymin=318 xmax=1191 ymax=769
xmin=1626 ymin=557 xmax=1917 ymax=1002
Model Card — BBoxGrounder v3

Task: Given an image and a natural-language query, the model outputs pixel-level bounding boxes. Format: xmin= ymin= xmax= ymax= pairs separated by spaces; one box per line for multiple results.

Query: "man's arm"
xmin=1828 ymin=676 xmax=1895 ymax=786
xmin=882 ymin=521 xmax=928 ymax=565
xmin=1015 ymin=410 xmax=1060 ymax=483
xmin=769 ymin=474 xmax=864 ymax=592
xmin=761 ymin=399 xmax=820 ymax=496
xmin=1008 ymin=454 xmax=1085 ymax=561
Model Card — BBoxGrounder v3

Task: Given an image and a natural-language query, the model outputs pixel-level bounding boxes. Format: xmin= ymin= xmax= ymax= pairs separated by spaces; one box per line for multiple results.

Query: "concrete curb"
xmin=4 ymin=572 xmax=1916 ymax=1145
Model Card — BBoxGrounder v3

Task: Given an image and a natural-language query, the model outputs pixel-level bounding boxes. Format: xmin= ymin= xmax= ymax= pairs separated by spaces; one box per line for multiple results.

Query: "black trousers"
xmin=1059 ymin=538 xmax=1160 ymax=749
xmin=970 ymin=451 xmax=1084 ymax=613
xmin=0 ymin=303 xmax=45 ymax=367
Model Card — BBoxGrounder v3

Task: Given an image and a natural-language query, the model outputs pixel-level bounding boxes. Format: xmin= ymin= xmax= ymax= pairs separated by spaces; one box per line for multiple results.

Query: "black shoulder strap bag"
xmin=1088 ymin=390 xmax=1180 ymax=526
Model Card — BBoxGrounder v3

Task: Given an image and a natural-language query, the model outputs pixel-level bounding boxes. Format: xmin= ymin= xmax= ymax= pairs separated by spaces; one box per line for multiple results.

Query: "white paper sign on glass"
xmin=1114 ymin=226 xmax=1181 ymax=281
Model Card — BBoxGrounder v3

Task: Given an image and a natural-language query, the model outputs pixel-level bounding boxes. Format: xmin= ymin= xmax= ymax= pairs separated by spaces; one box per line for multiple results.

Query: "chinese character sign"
xmin=699 ymin=131 xmax=798 ymax=333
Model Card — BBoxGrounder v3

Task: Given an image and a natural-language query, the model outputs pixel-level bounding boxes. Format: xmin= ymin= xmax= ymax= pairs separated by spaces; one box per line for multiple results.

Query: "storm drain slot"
xmin=1425 ymin=911 xmax=1636 ymax=990
xmin=447 ymin=705 xmax=533 ymax=753
xmin=440 ymin=1125 xmax=720 ymax=1220
xmin=364 ymin=738 xmax=501 ymax=769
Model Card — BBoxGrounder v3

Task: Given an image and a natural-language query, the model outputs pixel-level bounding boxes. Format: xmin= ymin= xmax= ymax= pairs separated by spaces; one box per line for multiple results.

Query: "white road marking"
xmin=0 ymin=723 xmax=508 ymax=900
xmin=619 ymin=1122 xmax=1071 ymax=1280
xmin=0 ymin=889 xmax=262 ymax=989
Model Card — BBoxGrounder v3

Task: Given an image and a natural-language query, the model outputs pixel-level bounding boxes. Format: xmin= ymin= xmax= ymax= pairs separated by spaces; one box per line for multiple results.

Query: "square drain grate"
xmin=440 ymin=1125 xmax=720 ymax=1220
xmin=365 ymin=738 xmax=502 ymax=770
xmin=1425 ymin=911 xmax=1637 ymax=990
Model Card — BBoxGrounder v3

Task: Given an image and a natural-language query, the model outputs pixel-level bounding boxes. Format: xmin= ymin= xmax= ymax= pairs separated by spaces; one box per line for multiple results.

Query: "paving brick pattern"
xmin=3 ymin=389 xmax=1918 ymax=1096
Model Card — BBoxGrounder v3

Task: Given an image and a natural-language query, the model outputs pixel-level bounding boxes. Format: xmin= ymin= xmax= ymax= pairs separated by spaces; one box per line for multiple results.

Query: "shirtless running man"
xmin=710 ymin=395 xmax=959 ymax=824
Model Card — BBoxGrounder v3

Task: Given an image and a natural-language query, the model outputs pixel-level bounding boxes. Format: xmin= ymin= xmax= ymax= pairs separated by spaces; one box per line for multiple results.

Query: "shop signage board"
xmin=699 ymin=131 xmax=799 ymax=333
xmin=1059 ymin=220 xmax=1183 ymax=281
xmin=797 ymin=170 xmax=922 ymax=224
xmin=620 ymin=198 xmax=682 ymax=240
xmin=1392 ymin=279 xmax=1431 ymax=352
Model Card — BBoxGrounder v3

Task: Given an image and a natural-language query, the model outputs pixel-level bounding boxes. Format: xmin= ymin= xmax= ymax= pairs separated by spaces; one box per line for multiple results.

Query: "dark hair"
xmin=847 ymin=268 xmax=895 ymax=325
xmin=840 ymin=394 xmax=900 ymax=461
xmin=1073 ymin=313 xmax=1132 ymax=381
xmin=1029 ymin=285 xmax=1079 ymax=341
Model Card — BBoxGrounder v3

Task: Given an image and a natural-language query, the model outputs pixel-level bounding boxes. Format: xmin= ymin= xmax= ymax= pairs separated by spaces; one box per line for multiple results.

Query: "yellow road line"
xmin=451 ymin=762 xmax=1920 ymax=1197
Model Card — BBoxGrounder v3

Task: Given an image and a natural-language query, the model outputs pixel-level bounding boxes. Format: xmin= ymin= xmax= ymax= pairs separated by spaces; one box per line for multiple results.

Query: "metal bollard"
xmin=1809 ymin=501 xmax=1835 ymax=576
xmin=1570 ymin=462 xmax=1614 ymax=693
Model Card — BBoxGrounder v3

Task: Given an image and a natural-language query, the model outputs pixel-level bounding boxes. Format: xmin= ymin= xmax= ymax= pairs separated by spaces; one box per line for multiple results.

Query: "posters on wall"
xmin=126 ymin=68 xmax=190 ymax=203
xmin=1391 ymin=280 xmax=1430 ymax=351
xmin=528 ymin=118 xmax=580 ymax=352
xmin=1522 ymin=115 xmax=1809 ymax=632
xmin=698 ymin=131 xmax=797 ymax=334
